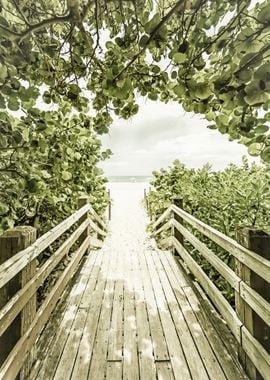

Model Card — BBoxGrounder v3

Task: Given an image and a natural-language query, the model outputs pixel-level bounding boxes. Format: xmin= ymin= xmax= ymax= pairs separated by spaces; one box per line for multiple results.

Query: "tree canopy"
xmin=0 ymin=0 xmax=270 ymax=159
xmin=0 ymin=0 xmax=270 ymax=233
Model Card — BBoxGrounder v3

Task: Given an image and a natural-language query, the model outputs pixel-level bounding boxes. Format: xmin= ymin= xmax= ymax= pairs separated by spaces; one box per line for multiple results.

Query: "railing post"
xmin=78 ymin=196 xmax=90 ymax=245
xmin=235 ymin=227 xmax=270 ymax=380
xmin=0 ymin=226 xmax=36 ymax=379
xmin=172 ymin=198 xmax=184 ymax=255
xmin=107 ymin=189 xmax=111 ymax=221
xmin=144 ymin=188 xmax=148 ymax=212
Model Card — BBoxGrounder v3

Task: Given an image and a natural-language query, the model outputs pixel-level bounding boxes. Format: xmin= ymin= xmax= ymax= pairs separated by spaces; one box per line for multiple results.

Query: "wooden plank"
xmin=37 ymin=252 xmax=102 ymax=379
xmin=35 ymin=253 xmax=100 ymax=379
xmin=29 ymin=267 xmax=85 ymax=380
xmin=242 ymin=326 xmax=270 ymax=380
xmin=137 ymin=248 xmax=169 ymax=361
xmin=88 ymin=204 xmax=107 ymax=231
xmin=163 ymin=250 xmax=190 ymax=287
xmin=183 ymin=284 xmax=248 ymax=380
xmin=144 ymin=250 xmax=192 ymax=380
xmin=156 ymin=362 xmax=175 ymax=380
xmin=172 ymin=237 xmax=242 ymax=343
xmin=0 ymin=226 xmax=36 ymax=380
xmin=0 ymin=219 xmax=89 ymax=336
xmin=107 ymin=263 xmax=124 ymax=361
xmin=89 ymin=218 xmax=107 ymax=237
xmin=70 ymin=250 xmax=110 ymax=379
xmin=0 ymin=204 xmax=90 ymax=288
xmin=53 ymin=251 xmax=105 ymax=379
xmin=172 ymin=205 xmax=270 ymax=283
xmin=162 ymin=251 xmax=245 ymax=379
xmin=240 ymin=281 xmax=270 ymax=327
xmin=106 ymin=361 xmax=122 ymax=378
xmin=123 ymin=247 xmax=139 ymax=380
xmin=152 ymin=206 xmax=172 ymax=230
xmin=53 ymin=309 xmax=88 ymax=380
xmin=0 ymin=236 xmax=90 ymax=380
xmin=172 ymin=219 xmax=241 ymax=291
xmin=133 ymin=248 xmax=156 ymax=379
xmin=87 ymin=248 xmax=117 ymax=379
xmin=152 ymin=219 xmax=172 ymax=237
xmin=90 ymin=236 xmax=103 ymax=249
xmin=151 ymin=251 xmax=212 ymax=380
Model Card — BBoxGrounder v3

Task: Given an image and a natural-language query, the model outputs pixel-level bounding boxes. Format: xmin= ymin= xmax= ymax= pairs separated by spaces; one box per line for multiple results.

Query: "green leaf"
xmin=172 ymin=53 xmax=187 ymax=64
xmin=0 ymin=63 xmax=8 ymax=84
xmin=0 ymin=135 xmax=8 ymax=148
xmin=248 ymin=143 xmax=262 ymax=156
xmin=62 ymin=171 xmax=72 ymax=181
xmin=74 ymin=152 xmax=81 ymax=160
xmin=254 ymin=125 xmax=269 ymax=134
xmin=261 ymin=147 xmax=270 ymax=162
xmin=139 ymin=35 xmax=149 ymax=47
xmin=8 ymin=96 xmax=19 ymax=111
xmin=173 ymin=84 xmax=185 ymax=97
xmin=0 ymin=202 xmax=9 ymax=215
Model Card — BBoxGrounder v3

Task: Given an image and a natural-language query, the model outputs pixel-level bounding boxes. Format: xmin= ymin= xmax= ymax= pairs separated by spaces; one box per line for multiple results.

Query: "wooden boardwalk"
xmin=29 ymin=184 xmax=247 ymax=380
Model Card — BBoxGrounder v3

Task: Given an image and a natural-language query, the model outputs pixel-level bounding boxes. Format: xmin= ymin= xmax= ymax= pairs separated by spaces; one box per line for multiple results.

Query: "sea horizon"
xmin=107 ymin=175 xmax=153 ymax=183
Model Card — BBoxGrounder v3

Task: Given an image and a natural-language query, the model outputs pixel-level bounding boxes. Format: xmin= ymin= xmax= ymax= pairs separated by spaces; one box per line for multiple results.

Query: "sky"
xmin=99 ymin=98 xmax=254 ymax=176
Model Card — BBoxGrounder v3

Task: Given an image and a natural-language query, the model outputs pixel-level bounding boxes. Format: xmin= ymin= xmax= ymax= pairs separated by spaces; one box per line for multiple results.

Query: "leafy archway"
xmin=0 ymin=0 xmax=269 ymax=231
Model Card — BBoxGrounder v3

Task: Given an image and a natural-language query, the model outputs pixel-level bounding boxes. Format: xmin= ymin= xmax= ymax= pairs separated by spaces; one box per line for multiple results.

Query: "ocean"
xmin=107 ymin=176 xmax=153 ymax=183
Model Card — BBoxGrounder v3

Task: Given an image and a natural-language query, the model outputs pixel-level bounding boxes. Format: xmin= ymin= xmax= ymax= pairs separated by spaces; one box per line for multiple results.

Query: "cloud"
xmin=99 ymin=99 xmax=253 ymax=176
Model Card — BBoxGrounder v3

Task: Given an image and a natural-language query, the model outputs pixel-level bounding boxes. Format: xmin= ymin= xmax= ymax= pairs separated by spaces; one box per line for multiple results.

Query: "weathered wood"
xmin=0 ymin=204 xmax=90 ymax=289
xmin=172 ymin=236 xmax=242 ymax=342
xmin=123 ymin=245 xmax=139 ymax=380
xmin=173 ymin=219 xmax=241 ymax=291
xmin=0 ymin=226 xmax=36 ymax=380
xmin=46 ymin=251 xmax=104 ymax=380
xmin=235 ymin=227 xmax=270 ymax=380
xmin=108 ymin=189 xmax=111 ymax=221
xmin=151 ymin=252 xmax=212 ymax=379
xmin=152 ymin=219 xmax=172 ymax=237
xmin=172 ymin=204 xmax=270 ymax=283
xmin=88 ymin=204 xmax=107 ymax=231
xmin=152 ymin=206 xmax=172 ymax=230
xmin=144 ymin=250 xmax=192 ymax=379
xmin=0 ymin=236 xmax=90 ymax=380
xmin=0 ymin=219 xmax=89 ymax=337
xmin=89 ymin=218 xmax=107 ymax=237
xmin=90 ymin=236 xmax=103 ymax=249
xmin=241 ymin=326 xmax=270 ymax=380
xmin=132 ymin=246 xmax=156 ymax=379
xmin=172 ymin=198 xmax=184 ymax=254
xmin=240 ymin=281 xmax=270 ymax=327
xmin=78 ymin=196 xmax=90 ymax=246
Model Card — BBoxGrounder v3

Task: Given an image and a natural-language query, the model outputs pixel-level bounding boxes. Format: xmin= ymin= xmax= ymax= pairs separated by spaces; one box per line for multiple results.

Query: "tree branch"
xmin=0 ymin=12 xmax=73 ymax=41
xmin=114 ymin=0 xmax=186 ymax=80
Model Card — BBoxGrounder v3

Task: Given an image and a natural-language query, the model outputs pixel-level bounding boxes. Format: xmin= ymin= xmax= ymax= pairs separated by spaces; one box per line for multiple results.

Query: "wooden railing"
xmin=0 ymin=196 xmax=107 ymax=380
xmin=150 ymin=198 xmax=270 ymax=380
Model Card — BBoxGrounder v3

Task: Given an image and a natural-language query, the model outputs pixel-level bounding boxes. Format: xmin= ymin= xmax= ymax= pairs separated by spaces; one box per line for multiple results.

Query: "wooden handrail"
xmin=0 ymin=204 xmax=90 ymax=289
xmin=0 ymin=198 xmax=107 ymax=379
xmin=151 ymin=202 xmax=270 ymax=380
xmin=0 ymin=236 xmax=91 ymax=380
xmin=151 ymin=205 xmax=172 ymax=230
xmin=0 ymin=219 xmax=89 ymax=337
xmin=171 ymin=204 xmax=270 ymax=284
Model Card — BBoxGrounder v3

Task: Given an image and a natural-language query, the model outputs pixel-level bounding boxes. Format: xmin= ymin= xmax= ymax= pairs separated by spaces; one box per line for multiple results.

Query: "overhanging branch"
xmin=114 ymin=0 xmax=186 ymax=80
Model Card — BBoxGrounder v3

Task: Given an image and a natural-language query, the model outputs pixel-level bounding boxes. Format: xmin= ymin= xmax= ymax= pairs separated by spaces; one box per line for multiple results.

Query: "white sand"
xmin=103 ymin=182 xmax=157 ymax=277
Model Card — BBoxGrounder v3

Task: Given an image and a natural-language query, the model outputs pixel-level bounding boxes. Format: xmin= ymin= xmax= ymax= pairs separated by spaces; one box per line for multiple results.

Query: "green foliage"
xmin=0 ymin=102 xmax=111 ymax=235
xmin=148 ymin=157 xmax=270 ymax=303
xmin=0 ymin=0 xmax=270 ymax=161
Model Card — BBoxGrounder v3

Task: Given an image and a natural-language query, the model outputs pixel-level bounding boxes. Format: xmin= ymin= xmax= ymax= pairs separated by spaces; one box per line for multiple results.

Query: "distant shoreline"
xmin=107 ymin=176 xmax=152 ymax=183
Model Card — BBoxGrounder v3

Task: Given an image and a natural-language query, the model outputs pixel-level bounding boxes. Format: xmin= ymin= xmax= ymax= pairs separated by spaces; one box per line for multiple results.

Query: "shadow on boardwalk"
xmin=29 ymin=183 xmax=247 ymax=380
